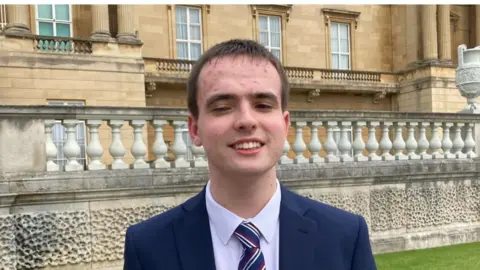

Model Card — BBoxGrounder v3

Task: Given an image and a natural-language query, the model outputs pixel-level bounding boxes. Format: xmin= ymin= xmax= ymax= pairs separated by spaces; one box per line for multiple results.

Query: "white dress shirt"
xmin=205 ymin=179 xmax=281 ymax=270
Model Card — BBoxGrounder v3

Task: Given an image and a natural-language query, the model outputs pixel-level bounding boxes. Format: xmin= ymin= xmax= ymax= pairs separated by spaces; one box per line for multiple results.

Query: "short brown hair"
xmin=187 ymin=39 xmax=290 ymax=119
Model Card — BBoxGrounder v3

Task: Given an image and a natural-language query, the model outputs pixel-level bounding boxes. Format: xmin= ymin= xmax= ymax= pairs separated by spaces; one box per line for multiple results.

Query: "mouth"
xmin=229 ymin=140 xmax=265 ymax=150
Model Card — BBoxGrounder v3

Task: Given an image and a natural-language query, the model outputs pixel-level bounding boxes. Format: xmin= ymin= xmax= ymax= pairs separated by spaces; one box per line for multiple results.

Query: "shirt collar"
xmin=205 ymin=179 xmax=281 ymax=245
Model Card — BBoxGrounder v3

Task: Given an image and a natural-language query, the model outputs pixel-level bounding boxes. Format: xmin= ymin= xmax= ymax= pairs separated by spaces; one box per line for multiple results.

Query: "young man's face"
xmin=188 ymin=55 xmax=290 ymax=177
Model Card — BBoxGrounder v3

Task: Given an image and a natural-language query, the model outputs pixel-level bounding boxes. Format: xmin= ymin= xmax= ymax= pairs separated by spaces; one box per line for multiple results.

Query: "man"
xmin=123 ymin=39 xmax=377 ymax=270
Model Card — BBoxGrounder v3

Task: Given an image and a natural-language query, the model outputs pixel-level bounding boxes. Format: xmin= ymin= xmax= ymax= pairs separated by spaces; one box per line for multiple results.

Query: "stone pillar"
xmin=476 ymin=5 xmax=480 ymax=46
xmin=116 ymin=5 xmax=137 ymax=42
xmin=406 ymin=5 xmax=419 ymax=65
xmin=438 ymin=5 xmax=451 ymax=61
xmin=421 ymin=5 xmax=438 ymax=61
xmin=5 ymin=5 xmax=30 ymax=34
xmin=91 ymin=5 xmax=111 ymax=39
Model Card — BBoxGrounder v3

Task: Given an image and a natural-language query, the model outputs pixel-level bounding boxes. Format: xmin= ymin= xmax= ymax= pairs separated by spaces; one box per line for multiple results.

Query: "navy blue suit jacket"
xmin=123 ymin=184 xmax=377 ymax=270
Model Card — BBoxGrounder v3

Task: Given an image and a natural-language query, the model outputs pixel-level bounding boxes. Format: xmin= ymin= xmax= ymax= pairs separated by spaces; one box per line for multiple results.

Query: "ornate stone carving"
xmin=370 ymin=188 xmax=406 ymax=232
xmin=456 ymin=44 xmax=480 ymax=111
xmin=15 ymin=212 xmax=91 ymax=268
xmin=372 ymin=90 xmax=386 ymax=104
xmin=307 ymin=89 xmax=320 ymax=103
xmin=145 ymin=81 xmax=157 ymax=98
xmin=91 ymin=204 xmax=175 ymax=262
xmin=0 ymin=215 xmax=16 ymax=270
xmin=322 ymin=8 xmax=361 ymax=29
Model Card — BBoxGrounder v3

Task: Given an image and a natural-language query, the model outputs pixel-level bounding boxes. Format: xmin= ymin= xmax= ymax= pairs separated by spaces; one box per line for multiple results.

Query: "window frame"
xmin=251 ymin=5 xmax=292 ymax=65
xmin=167 ymin=4 xmax=210 ymax=60
xmin=35 ymin=4 xmax=73 ymax=37
xmin=258 ymin=14 xmax=283 ymax=62
xmin=175 ymin=6 xmax=203 ymax=60
xmin=330 ymin=22 xmax=351 ymax=70
xmin=322 ymin=8 xmax=360 ymax=70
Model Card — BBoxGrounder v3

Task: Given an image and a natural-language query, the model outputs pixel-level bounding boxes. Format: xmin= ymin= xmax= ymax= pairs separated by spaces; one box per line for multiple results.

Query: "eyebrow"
xmin=205 ymin=92 xmax=279 ymax=108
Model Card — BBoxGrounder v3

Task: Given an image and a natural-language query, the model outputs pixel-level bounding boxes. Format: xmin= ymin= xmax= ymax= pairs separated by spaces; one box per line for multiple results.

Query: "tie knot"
xmin=234 ymin=222 xmax=261 ymax=249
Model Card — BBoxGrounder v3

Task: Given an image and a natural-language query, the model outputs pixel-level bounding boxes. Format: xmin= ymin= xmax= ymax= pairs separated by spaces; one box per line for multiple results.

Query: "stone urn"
xmin=456 ymin=44 xmax=480 ymax=111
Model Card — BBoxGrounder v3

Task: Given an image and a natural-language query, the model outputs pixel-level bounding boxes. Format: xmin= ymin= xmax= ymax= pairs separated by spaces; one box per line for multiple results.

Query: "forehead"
xmin=197 ymin=55 xmax=281 ymax=98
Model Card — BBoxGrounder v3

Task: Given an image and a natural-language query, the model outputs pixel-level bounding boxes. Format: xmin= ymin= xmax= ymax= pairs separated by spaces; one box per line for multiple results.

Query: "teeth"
xmin=234 ymin=142 xmax=262 ymax=149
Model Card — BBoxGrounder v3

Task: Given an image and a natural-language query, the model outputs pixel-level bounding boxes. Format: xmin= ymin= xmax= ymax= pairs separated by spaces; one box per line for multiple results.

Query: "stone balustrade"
xmin=2 ymin=105 xmax=478 ymax=173
xmin=33 ymin=34 xmax=93 ymax=54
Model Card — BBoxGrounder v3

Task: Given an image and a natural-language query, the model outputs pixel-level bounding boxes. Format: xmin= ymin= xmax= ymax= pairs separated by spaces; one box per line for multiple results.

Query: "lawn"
xmin=374 ymin=242 xmax=480 ymax=270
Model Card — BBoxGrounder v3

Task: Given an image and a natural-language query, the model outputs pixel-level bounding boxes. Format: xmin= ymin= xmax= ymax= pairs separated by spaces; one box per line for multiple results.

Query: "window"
xmin=36 ymin=4 xmax=72 ymax=37
xmin=330 ymin=22 xmax=350 ymax=70
xmin=47 ymin=100 xmax=87 ymax=170
xmin=259 ymin=15 xmax=282 ymax=61
xmin=175 ymin=6 xmax=202 ymax=60
xmin=0 ymin=4 xmax=6 ymax=31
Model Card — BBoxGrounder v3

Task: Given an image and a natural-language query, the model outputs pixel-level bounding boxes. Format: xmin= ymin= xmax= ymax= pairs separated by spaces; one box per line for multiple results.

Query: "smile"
xmin=233 ymin=141 xmax=263 ymax=150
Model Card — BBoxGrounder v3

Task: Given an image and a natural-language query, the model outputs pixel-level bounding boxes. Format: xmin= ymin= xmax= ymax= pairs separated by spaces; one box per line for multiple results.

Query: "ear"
xmin=283 ymin=110 xmax=290 ymax=137
xmin=188 ymin=114 xmax=202 ymax=146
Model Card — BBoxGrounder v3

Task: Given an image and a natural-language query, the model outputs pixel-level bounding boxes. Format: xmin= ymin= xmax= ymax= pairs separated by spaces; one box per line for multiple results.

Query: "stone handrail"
xmin=149 ymin=58 xmax=390 ymax=83
xmin=0 ymin=105 xmax=478 ymax=173
xmin=32 ymin=35 xmax=93 ymax=54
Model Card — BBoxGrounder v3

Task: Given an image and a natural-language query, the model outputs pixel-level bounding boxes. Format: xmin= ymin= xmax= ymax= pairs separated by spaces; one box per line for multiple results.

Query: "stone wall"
xmin=0 ymin=159 xmax=479 ymax=269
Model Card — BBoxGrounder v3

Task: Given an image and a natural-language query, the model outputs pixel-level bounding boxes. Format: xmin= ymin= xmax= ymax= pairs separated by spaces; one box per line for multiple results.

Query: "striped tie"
xmin=234 ymin=222 xmax=266 ymax=270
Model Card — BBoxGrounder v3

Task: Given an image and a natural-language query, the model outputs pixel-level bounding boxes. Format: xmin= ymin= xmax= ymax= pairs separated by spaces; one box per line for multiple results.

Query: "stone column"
xmin=476 ymin=5 xmax=480 ymax=46
xmin=421 ymin=5 xmax=438 ymax=61
xmin=406 ymin=5 xmax=419 ymax=65
xmin=438 ymin=5 xmax=451 ymax=61
xmin=116 ymin=5 xmax=137 ymax=42
xmin=5 ymin=5 xmax=30 ymax=34
xmin=91 ymin=5 xmax=111 ymax=39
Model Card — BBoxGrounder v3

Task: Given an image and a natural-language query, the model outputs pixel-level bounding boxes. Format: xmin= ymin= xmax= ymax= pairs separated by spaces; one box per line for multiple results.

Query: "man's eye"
xmin=256 ymin=103 xmax=272 ymax=109
xmin=212 ymin=107 xmax=230 ymax=112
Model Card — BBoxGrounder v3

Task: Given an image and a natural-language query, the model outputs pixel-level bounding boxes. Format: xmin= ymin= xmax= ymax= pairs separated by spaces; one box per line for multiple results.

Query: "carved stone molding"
xmin=372 ymin=90 xmax=386 ymax=104
xmin=307 ymin=89 xmax=321 ymax=102
xmin=322 ymin=8 xmax=361 ymax=29
xmin=145 ymin=81 xmax=156 ymax=98
xmin=251 ymin=5 xmax=293 ymax=22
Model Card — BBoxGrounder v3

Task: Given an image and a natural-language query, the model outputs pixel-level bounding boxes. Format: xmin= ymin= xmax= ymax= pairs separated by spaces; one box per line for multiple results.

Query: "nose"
xmin=233 ymin=104 xmax=257 ymax=131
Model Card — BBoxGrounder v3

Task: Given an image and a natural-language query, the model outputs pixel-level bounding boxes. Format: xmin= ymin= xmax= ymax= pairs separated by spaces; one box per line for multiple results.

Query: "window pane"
xmin=270 ymin=32 xmax=281 ymax=48
xmin=38 ymin=5 xmax=53 ymax=19
xmin=259 ymin=31 xmax=269 ymax=46
xmin=176 ymin=23 xmax=188 ymax=40
xmin=331 ymin=54 xmax=339 ymax=69
xmin=39 ymin=22 xmax=54 ymax=36
xmin=189 ymin=8 xmax=200 ymax=24
xmin=340 ymin=24 xmax=349 ymax=39
xmin=56 ymin=23 xmax=70 ymax=37
xmin=330 ymin=23 xmax=338 ymax=39
xmin=259 ymin=16 xmax=268 ymax=31
xmin=189 ymin=25 xmax=201 ymax=41
xmin=175 ymin=7 xmax=187 ymax=23
xmin=340 ymin=38 xmax=349 ymax=53
xmin=269 ymin=16 xmax=281 ymax=33
xmin=190 ymin=43 xmax=201 ymax=60
xmin=176 ymin=42 xmax=188 ymax=59
xmin=331 ymin=38 xmax=338 ymax=53
xmin=340 ymin=55 xmax=349 ymax=69
xmin=55 ymin=4 xmax=69 ymax=21
xmin=271 ymin=49 xmax=281 ymax=61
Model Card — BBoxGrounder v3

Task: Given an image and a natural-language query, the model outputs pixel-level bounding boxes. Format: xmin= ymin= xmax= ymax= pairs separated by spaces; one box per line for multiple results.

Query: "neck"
xmin=208 ymin=168 xmax=277 ymax=219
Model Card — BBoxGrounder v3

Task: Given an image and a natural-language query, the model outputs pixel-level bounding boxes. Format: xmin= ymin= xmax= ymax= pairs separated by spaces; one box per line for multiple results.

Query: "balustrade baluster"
xmin=366 ymin=121 xmax=381 ymax=161
xmin=308 ymin=121 xmax=324 ymax=163
xmin=130 ymin=120 xmax=149 ymax=169
xmin=292 ymin=121 xmax=309 ymax=164
xmin=393 ymin=122 xmax=407 ymax=160
xmin=406 ymin=122 xmax=420 ymax=160
xmin=278 ymin=138 xmax=293 ymax=164
xmin=151 ymin=120 xmax=170 ymax=168
xmin=191 ymin=144 xmax=208 ymax=167
xmin=63 ymin=120 xmax=83 ymax=171
xmin=352 ymin=121 xmax=367 ymax=162
xmin=429 ymin=122 xmax=443 ymax=159
xmin=418 ymin=122 xmax=432 ymax=159
xmin=338 ymin=121 xmax=353 ymax=162
xmin=108 ymin=120 xmax=128 ymax=169
xmin=172 ymin=121 xmax=190 ymax=168
xmin=45 ymin=120 xmax=59 ymax=171
xmin=442 ymin=123 xmax=455 ymax=159
xmin=86 ymin=120 xmax=105 ymax=170
xmin=380 ymin=121 xmax=394 ymax=161
xmin=464 ymin=123 xmax=476 ymax=158
xmin=452 ymin=123 xmax=466 ymax=159
xmin=324 ymin=121 xmax=340 ymax=163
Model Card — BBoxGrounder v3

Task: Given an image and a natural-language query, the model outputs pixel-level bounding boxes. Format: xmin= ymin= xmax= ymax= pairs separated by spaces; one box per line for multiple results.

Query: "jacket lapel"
xmin=173 ymin=187 xmax=216 ymax=270
xmin=279 ymin=186 xmax=318 ymax=270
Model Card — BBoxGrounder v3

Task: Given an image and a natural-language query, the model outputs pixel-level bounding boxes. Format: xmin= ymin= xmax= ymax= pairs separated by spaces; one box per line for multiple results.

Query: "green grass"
xmin=374 ymin=242 xmax=480 ymax=270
